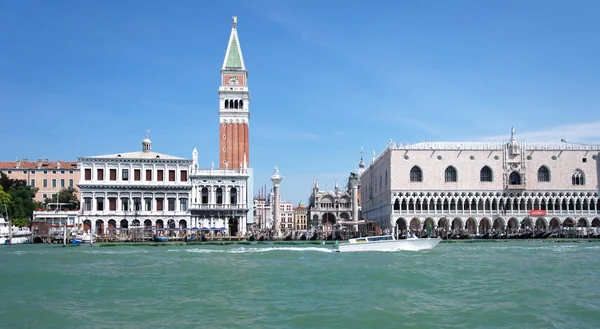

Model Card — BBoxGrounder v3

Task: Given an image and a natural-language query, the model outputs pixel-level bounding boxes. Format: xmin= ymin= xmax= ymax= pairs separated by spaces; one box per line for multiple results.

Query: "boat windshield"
xmin=366 ymin=236 xmax=393 ymax=242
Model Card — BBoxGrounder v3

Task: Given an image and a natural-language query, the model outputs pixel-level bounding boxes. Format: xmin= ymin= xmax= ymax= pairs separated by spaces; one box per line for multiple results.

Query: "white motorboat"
xmin=335 ymin=235 xmax=441 ymax=252
xmin=71 ymin=230 xmax=96 ymax=244
xmin=0 ymin=217 xmax=32 ymax=245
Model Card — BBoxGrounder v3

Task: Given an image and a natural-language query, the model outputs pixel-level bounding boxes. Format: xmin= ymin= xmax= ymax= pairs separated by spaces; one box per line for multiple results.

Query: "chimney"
xmin=37 ymin=159 xmax=42 ymax=169
xmin=16 ymin=160 xmax=21 ymax=168
xmin=57 ymin=161 xmax=61 ymax=169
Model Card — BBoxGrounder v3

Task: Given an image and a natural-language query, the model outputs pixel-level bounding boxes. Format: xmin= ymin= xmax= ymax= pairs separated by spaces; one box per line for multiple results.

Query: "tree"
xmin=0 ymin=185 xmax=11 ymax=206
xmin=0 ymin=186 xmax=12 ymax=221
xmin=44 ymin=187 xmax=80 ymax=208
xmin=0 ymin=171 xmax=26 ymax=191
xmin=0 ymin=171 xmax=40 ymax=227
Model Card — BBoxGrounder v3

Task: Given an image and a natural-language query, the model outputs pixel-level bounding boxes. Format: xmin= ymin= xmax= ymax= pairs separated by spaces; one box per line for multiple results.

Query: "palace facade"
xmin=77 ymin=137 xmax=192 ymax=233
xmin=360 ymin=129 xmax=600 ymax=234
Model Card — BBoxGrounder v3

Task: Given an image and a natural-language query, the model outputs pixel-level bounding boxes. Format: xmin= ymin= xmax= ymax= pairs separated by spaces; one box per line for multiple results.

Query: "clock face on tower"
xmin=228 ymin=76 xmax=239 ymax=86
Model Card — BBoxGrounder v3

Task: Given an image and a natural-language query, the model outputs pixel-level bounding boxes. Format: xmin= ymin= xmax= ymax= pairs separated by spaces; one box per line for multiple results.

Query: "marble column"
xmin=349 ymin=173 xmax=360 ymax=232
xmin=271 ymin=166 xmax=283 ymax=237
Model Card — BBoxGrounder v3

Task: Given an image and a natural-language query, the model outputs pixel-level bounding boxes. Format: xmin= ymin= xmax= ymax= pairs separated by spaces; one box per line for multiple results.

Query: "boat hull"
xmin=2 ymin=237 xmax=31 ymax=245
xmin=338 ymin=238 xmax=441 ymax=252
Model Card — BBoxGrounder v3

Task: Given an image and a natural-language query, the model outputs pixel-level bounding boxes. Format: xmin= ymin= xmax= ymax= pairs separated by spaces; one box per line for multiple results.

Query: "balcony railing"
xmin=189 ymin=203 xmax=249 ymax=211
xmin=190 ymin=168 xmax=249 ymax=176
xmin=79 ymin=210 xmax=189 ymax=217
xmin=392 ymin=209 xmax=599 ymax=217
xmin=505 ymin=184 xmax=526 ymax=190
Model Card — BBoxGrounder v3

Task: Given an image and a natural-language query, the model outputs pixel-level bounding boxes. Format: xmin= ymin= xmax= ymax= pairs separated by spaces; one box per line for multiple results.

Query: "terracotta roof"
xmin=0 ymin=160 xmax=78 ymax=170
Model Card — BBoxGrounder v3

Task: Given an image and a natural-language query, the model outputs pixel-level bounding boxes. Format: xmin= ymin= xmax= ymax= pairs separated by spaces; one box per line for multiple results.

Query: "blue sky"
xmin=1 ymin=0 xmax=599 ymax=204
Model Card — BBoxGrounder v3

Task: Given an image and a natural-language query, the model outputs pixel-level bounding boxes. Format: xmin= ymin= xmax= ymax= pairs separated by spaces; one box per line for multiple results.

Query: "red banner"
xmin=529 ymin=210 xmax=546 ymax=216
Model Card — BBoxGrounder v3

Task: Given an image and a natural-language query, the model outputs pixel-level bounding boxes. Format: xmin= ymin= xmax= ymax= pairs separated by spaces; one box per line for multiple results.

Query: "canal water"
xmin=1 ymin=241 xmax=599 ymax=328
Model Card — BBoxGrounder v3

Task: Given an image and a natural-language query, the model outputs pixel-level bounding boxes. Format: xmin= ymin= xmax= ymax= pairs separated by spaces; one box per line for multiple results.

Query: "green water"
xmin=1 ymin=241 xmax=599 ymax=329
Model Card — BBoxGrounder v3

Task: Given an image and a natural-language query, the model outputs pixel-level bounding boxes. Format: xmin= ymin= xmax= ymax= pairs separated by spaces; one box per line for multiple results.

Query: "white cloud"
xmin=473 ymin=121 xmax=600 ymax=143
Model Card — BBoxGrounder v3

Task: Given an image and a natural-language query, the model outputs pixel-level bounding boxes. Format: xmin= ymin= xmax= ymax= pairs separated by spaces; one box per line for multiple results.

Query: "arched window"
xmin=234 ymin=100 xmax=239 ymax=109
xmin=216 ymin=187 xmax=223 ymax=204
xmin=224 ymin=100 xmax=229 ymax=109
xmin=444 ymin=166 xmax=457 ymax=182
xmin=509 ymin=171 xmax=521 ymax=185
xmin=410 ymin=166 xmax=422 ymax=182
xmin=480 ymin=166 xmax=493 ymax=182
xmin=572 ymin=170 xmax=585 ymax=185
xmin=240 ymin=100 xmax=244 ymax=109
xmin=201 ymin=188 xmax=209 ymax=204
xmin=230 ymin=187 xmax=237 ymax=204
xmin=537 ymin=166 xmax=550 ymax=182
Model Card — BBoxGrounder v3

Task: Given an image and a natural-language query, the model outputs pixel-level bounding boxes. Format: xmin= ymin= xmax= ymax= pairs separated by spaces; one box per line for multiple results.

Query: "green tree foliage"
xmin=0 ymin=186 xmax=11 ymax=206
xmin=44 ymin=187 xmax=80 ymax=208
xmin=0 ymin=171 xmax=41 ymax=227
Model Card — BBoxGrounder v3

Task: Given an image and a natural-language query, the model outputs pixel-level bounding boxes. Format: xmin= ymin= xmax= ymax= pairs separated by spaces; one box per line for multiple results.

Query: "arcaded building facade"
xmin=360 ymin=129 xmax=600 ymax=234
xmin=308 ymin=180 xmax=353 ymax=228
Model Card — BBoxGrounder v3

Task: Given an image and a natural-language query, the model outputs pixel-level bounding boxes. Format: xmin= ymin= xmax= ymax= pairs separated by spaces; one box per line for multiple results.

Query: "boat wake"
xmin=174 ymin=246 xmax=334 ymax=254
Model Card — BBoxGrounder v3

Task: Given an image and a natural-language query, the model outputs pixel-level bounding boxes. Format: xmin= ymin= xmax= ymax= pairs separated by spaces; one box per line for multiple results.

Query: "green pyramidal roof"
xmin=223 ymin=27 xmax=245 ymax=70
xmin=225 ymin=37 xmax=243 ymax=69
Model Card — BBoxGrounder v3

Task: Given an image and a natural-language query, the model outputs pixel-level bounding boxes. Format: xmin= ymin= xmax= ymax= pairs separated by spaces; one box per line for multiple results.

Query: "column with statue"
xmin=270 ymin=166 xmax=283 ymax=237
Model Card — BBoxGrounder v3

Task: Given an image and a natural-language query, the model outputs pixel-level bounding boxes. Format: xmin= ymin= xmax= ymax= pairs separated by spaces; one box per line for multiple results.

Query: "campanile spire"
xmin=219 ymin=16 xmax=250 ymax=169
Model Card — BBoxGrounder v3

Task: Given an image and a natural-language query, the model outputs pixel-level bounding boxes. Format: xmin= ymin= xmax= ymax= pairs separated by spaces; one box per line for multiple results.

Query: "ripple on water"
xmin=0 ymin=241 xmax=599 ymax=328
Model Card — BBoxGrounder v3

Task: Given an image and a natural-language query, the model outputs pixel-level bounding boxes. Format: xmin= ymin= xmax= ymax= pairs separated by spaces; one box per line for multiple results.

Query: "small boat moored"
xmin=335 ymin=234 xmax=441 ymax=252
xmin=152 ymin=234 xmax=168 ymax=242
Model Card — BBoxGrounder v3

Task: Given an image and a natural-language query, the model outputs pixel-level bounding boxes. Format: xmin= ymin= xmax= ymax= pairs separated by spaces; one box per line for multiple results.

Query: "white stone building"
xmin=360 ymin=129 xmax=600 ymax=234
xmin=189 ymin=147 xmax=253 ymax=236
xmin=78 ymin=136 xmax=192 ymax=233
xmin=77 ymin=136 xmax=254 ymax=235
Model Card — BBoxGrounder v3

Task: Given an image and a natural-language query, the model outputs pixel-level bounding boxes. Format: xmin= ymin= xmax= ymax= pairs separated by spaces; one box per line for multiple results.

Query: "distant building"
xmin=280 ymin=200 xmax=294 ymax=233
xmin=293 ymin=201 xmax=308 ymax=233
xmin=252 ymin=190 xmax=293 ymax=232
xmin=0 ymin=159 xmax=80 ymax=202
xmin=253 ymin=195 xmax=270 ymax=230
xmin=360 ymin=129 xmax=600 ymax=234
xmin=307 ymin=180 xmax=353 ymax=230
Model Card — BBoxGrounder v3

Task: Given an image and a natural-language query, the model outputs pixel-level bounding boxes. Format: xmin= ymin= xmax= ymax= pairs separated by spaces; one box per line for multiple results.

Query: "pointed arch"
xmin=410 ymin=166 xmax=422 ymax=182
xmin=444 ymin=166 xmax=457 ymax=182
xmin=572 ymin=169 xmax=585 ymax=185
xmin=537 ymin=165 xmax=550 ymax=182
xmin=480 ymin=166 xmax=493 ymax=182
xmin=509 ymin=171 xmax=521 ymax=185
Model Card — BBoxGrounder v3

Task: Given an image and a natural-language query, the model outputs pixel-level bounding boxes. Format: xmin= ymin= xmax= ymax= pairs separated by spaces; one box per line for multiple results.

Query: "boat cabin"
xmin=348 ymin=235 xmax=394 ymax=244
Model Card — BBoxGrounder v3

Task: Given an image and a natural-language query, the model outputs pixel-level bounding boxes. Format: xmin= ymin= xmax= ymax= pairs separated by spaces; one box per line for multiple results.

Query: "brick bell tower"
xmin=219 ymin=16 xmax=250 ymax=170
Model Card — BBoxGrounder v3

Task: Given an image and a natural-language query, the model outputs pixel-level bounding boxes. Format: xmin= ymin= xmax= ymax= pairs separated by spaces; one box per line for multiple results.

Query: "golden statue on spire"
xmin=233 ymin=16 xmax=237 ymax=28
